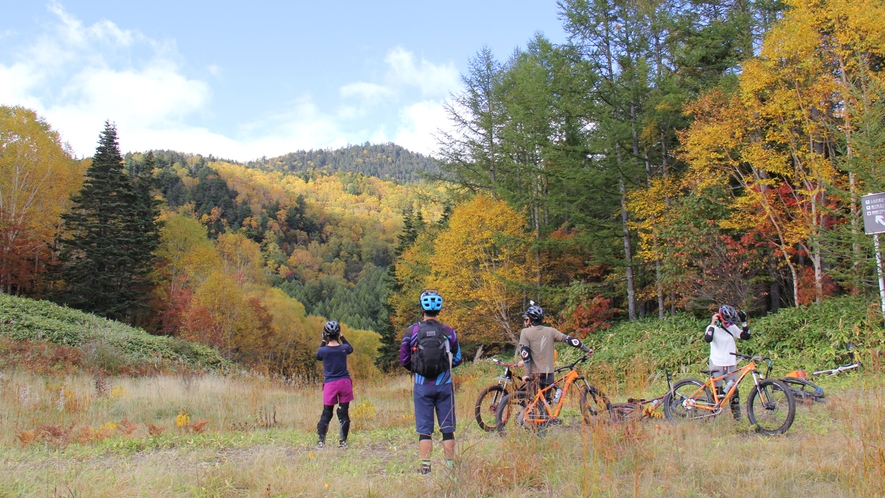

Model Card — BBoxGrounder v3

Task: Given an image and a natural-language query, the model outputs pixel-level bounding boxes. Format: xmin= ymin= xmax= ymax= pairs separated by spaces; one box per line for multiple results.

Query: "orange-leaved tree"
xmin=0 ymin=106 xmax=83 ymax=295
xmin=151 ymin=212 xmax=221 ymax=334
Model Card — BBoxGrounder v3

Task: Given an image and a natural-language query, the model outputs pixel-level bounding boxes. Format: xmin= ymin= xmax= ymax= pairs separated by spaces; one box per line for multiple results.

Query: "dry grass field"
xmin=1 ymin=360 xmax=883 ymax=497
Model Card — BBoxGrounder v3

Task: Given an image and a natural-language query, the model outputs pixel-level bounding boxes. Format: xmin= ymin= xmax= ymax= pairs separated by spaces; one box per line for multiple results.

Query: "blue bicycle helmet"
xmin=420 ymin=291 xmax=443 ymax=312
xmin=323 ymin=320 xmax=341 ymax=339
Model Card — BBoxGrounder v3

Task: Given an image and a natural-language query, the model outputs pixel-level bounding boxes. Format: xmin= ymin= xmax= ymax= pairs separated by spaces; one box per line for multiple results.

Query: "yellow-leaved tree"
xmin=0 ymin=106 xmax=83 ymax=294
xmin=678 ymin=0 xmax=885 ymax=306
xmin=427 ymin=195 xmax=532 ymax=347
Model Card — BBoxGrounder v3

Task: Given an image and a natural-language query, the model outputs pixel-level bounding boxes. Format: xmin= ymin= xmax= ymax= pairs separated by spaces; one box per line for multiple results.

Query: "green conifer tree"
xmin=56 ymin=122 xmax=160 ymax=323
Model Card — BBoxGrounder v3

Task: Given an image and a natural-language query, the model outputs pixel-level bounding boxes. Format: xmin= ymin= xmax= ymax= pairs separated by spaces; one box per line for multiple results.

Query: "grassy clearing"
xmin=1 ymin=359 xmax=882 ymax=497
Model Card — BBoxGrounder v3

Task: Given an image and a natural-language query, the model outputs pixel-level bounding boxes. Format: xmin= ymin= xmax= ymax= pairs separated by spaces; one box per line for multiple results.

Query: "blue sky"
xmin=1 ymin=1 xmax=567 ymax=161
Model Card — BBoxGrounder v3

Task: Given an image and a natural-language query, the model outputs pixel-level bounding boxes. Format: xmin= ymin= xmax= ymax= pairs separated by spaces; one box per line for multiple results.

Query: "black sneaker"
xmin=317 ymin=441 xmax=325 ymax=449
xmin=418 ymin=464 xmax=432 ymax=475
xmin=338 ymin=440 xmax=347 ymax=448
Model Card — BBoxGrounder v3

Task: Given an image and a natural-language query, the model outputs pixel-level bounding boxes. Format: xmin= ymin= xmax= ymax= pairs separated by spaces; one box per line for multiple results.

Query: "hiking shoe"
xmin=338 ymin=440 xmax=347 ymax=448
xmin=418 ymin=464 xmax=432 ymax=475
xmin=317 ymin=441 xmax=325 ymax=449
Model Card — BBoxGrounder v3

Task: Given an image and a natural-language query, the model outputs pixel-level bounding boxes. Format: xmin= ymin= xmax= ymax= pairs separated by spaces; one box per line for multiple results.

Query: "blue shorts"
xmin=413 ymin=382 xmax=456 ymax=435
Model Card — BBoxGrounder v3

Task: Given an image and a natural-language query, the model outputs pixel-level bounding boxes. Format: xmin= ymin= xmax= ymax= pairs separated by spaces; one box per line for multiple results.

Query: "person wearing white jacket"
xmin=703 ymin=304 xmax=750 ymax=420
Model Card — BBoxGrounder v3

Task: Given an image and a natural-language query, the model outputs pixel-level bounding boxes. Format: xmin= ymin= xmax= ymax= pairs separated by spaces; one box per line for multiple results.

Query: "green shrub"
xmin=567 ymin=295 xmax=883 ymax=379
xmin=0 ymin=294 xmax=230 ymax=373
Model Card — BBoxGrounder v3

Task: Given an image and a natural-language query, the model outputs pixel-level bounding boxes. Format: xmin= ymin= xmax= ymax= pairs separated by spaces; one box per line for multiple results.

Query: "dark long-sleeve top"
xmin=399 ymin=319 xmax=462 ymax=385
xmin=316 ymin=341 xmax=353 ymax=383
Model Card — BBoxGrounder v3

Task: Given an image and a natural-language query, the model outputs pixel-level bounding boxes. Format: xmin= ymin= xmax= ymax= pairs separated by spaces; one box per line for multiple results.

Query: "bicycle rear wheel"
xmin=780 ymin=377 xmax=824 ymax=403
xmin=580 ymin=385 xmax=610 ymax=424
xmin=747 ymin=379 xmax=796 ymax=435
xmin=608 ymin=402 xmax=638 ymax=421
xmin=663 ymin=378 xmax=713 ymax=421
xmin=495 ymin=391 xmax=535 ymax=434
xmin=475 ymin=385 xmax=509 ymax=431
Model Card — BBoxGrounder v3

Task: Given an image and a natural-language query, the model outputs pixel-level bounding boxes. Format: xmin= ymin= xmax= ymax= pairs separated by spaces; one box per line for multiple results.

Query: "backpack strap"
xmin=408 ymin=322 xmax=421 ymax=375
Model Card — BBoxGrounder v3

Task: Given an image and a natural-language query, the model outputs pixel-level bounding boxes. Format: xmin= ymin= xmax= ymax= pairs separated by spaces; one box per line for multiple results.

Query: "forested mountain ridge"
xmin=115 ymin=148 xmax=448 ymax=372
xmin=247 ymin=143 xmax=441 ymax=183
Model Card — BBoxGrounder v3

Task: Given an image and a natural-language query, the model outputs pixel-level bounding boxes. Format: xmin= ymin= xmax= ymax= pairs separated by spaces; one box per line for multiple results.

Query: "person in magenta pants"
xmin=315 ymin=320 xmax=353 ymax=448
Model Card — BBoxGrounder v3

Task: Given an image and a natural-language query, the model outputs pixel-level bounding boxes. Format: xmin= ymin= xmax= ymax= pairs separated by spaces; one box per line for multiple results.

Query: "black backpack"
xmin=410 ymin=321 xmax=451 ymax=378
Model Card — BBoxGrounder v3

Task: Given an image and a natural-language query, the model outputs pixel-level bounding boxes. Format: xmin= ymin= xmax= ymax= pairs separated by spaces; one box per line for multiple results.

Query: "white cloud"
xmin=1 ymin=4 xmax=462 ymax=161
xmin=0 ymin=3 xmax=212 ymax=157
xmin=203 ymin=95 xmax=370 ymax=160
xmin=48 ymin=1 xmax=136 ymax=48
xmin=384 ymin=46 xmax=460 ymax=97
xmin=340 ymin=82 xmax=394 ymax=101
xmin=392 ymin=100 xmax=451 ymax=156
xmin=0 ymin=62 xmax=42 ymax=106
xmin=64 ymin=64 xmax=209 ymax=123
xmin=333 ymin=47 xmax=461 ymax=155
xmin=338 ymin=82 xmax=396 ymax=119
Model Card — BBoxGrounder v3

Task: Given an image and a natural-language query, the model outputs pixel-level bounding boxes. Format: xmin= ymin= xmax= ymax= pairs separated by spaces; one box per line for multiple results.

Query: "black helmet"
xmin=420 ymin=290 xmax=443 ymax=312
xmin=718 ymin=305 xmax=739 ymax=325
xmin=523 ymin=301 xmax=544 ymax=323
xmin=323 ymin=320 xmax=341 ymax=339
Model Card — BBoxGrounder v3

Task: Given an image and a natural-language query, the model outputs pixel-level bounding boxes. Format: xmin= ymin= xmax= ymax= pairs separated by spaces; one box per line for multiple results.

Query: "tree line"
xmin=1 ymin=115 xmax=449 ymax=375
xmin=384 ymin=0 xmax=885 ymax=354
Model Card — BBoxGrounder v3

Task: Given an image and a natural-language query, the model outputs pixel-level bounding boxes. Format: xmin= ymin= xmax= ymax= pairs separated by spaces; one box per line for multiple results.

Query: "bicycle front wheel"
xmin=475 ymin=384 xmax=509 ymax=431
xmin=580 ymin=385 xmax=610 ymax=424
xmin=663 ymin=378 xmax=713 ymax=421
xmin=748 ymin=379 xmax=795 ymax=435
xmin=781 ymin=377 xmax=824 ymax=403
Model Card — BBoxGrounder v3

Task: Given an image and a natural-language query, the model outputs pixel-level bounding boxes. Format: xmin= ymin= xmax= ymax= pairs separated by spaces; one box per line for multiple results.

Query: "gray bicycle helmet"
xmin=718 ymin=305 xmax=740 ymax=325
xmin=323 ymin=320 xmax=341 ymax=339
xmin=523 ymin=301 xmax=544 ymax=323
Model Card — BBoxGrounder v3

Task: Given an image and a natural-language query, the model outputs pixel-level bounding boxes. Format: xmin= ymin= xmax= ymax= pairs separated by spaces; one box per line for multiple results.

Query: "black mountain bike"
xmin=474 ymin=358 xmax=526 ymax=431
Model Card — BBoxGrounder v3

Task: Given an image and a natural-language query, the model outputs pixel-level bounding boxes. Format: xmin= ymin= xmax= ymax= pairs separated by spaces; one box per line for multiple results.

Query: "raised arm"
xmin=738 ymin=310 xmax=750 ymax=340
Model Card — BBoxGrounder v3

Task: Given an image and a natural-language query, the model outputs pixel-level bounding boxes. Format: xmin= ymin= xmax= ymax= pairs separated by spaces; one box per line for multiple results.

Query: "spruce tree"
xmin=56 ymin=122 xmax=160 ymax=323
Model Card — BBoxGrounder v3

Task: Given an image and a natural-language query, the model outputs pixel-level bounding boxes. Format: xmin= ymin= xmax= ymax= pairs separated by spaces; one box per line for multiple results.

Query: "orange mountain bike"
xmin=663 ymin=353 xmax=796 ymax=435
xmin=494 ymin=353 xmax=609 ymax=434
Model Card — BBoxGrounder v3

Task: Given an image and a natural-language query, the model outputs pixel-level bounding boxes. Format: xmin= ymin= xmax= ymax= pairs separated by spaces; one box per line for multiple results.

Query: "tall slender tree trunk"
xmin=619 ymin=175 xmax=636 ymax=320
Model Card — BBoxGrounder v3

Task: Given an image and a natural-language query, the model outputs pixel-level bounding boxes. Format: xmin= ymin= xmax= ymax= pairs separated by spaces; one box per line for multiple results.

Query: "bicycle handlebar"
xmin=730 ymin=352 xmax=772 ymax=363
xmin=492 ymin=350 xmax=594 ymax=374
xmin=490 ymin=358 xmax=520 ymax=368
xmin=554 ymin=351 xmax=593 ymax=373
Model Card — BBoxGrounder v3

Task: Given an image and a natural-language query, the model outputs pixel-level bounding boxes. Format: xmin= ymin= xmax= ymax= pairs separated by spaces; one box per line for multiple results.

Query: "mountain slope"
xmin=247 ymin=143 xmax=441 ymax=183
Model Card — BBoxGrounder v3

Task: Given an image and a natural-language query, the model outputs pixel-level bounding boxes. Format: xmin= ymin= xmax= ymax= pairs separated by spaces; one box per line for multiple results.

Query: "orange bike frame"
xmin=685 ymin=360 xmax=764 ymax=416
xmin=523 ymin=369 xmax=581 ymax=423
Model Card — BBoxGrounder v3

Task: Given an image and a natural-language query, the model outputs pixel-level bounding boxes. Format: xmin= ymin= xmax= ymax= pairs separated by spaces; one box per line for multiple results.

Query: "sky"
xmin=0 ymin=1 xmax=568 ymax=161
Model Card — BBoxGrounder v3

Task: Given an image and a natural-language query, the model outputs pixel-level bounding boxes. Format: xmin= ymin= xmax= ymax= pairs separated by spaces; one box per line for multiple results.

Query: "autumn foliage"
xmin=4 ymin=0 xmax=885 ymax=375
xmin=0 ymin=107 xmax=83 ymax=294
